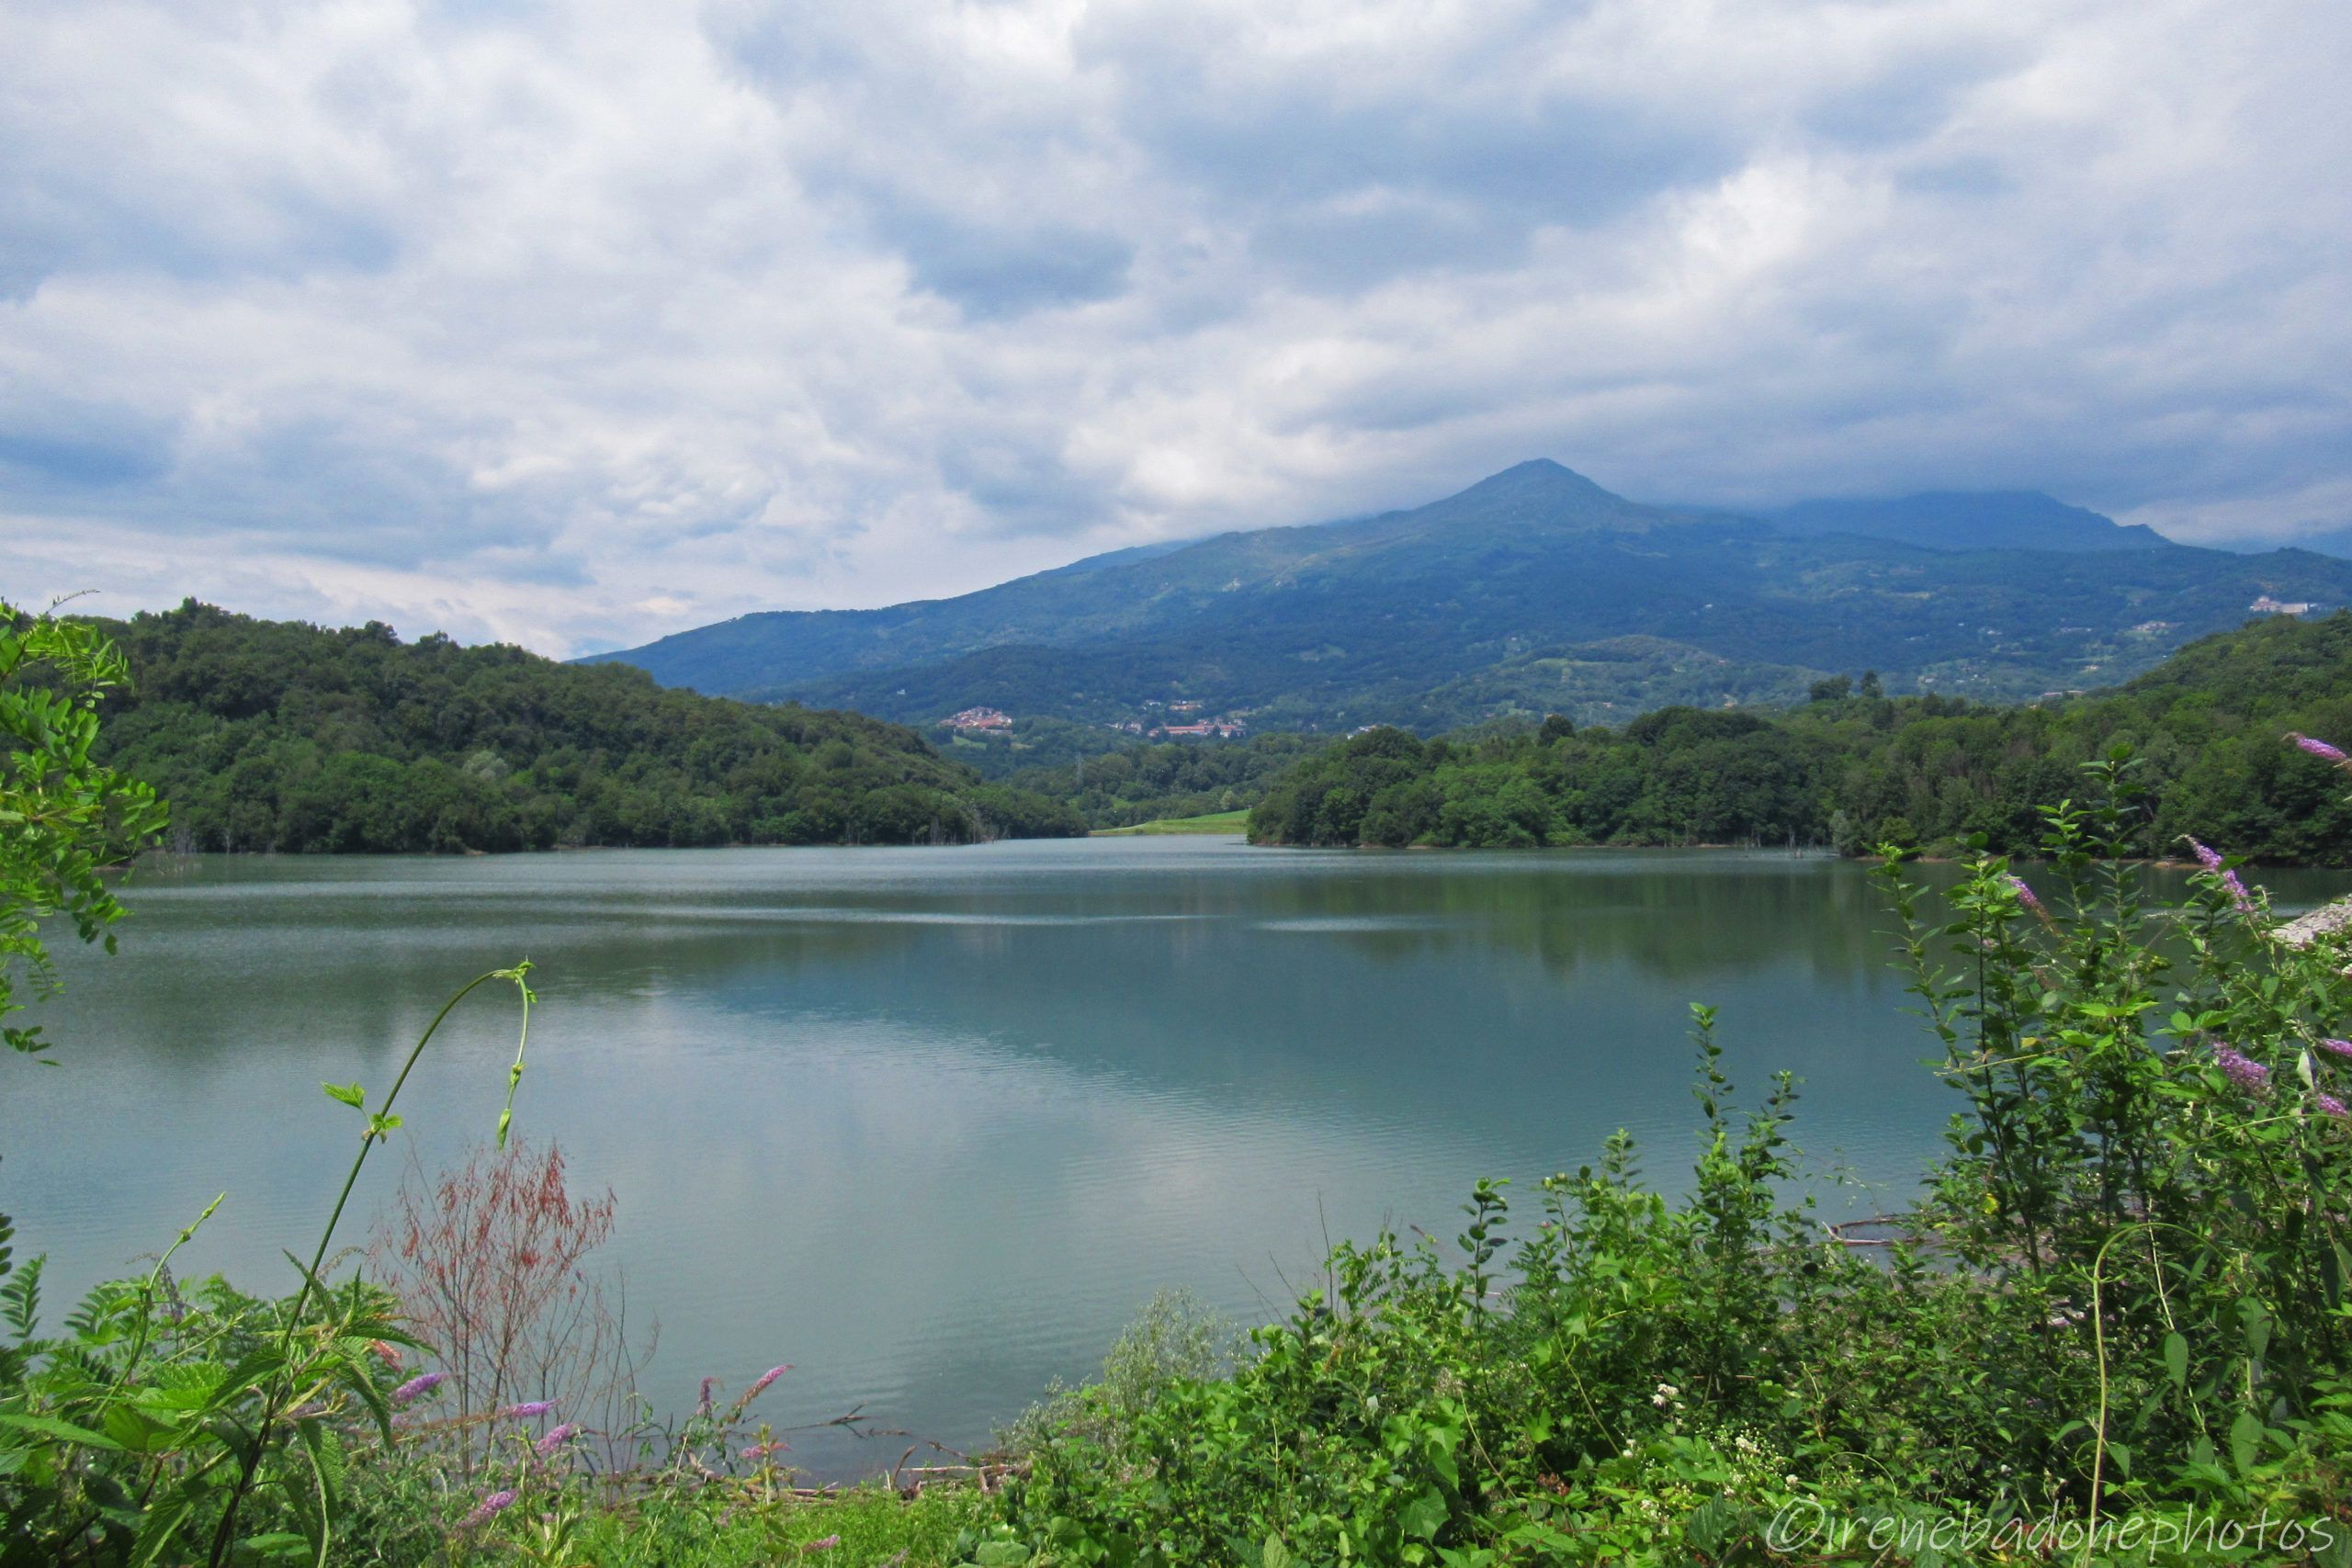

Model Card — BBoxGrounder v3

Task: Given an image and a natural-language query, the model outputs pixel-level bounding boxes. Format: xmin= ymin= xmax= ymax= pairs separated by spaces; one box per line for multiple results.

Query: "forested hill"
xmin=1247 ymin=612 xmax=2352 ymax=863
xmin=587 ymin=460 xmax=2352 ymax=732
xmin=85 ymin=602 xmax=1085 ymax=852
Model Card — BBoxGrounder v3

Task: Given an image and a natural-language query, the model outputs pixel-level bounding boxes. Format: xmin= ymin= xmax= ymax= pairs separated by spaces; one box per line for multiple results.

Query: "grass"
xmin=1091 ymin=808 xmax=1250 ymax=836
xmin=526 ymin=1484 xmax=992 ymax=1567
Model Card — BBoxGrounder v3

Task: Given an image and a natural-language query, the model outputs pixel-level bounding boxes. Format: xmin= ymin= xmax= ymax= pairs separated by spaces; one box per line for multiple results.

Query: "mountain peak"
xmin=1458 ymin=458 xmax=1616 ymax=502
xmin=1308 ymin=458 xmax=1662 ymax=547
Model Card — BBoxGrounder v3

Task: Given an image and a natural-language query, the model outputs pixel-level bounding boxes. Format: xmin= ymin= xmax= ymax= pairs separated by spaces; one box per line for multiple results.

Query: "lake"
xmin=10 ymin=840 xmax=2344 ymax=1477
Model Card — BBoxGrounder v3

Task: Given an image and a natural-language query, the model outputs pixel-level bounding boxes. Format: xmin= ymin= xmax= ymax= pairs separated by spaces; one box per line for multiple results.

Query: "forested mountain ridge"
xmin=589 ymin=461 xmax=2352 ymax=732
xmin=1765 ymin=490 xmax=2176 ymax=551
xmin=82 ymin=601 xmax=1085 ymax=852
xmin=1247 ymin=611 xmax=2352 ymax=863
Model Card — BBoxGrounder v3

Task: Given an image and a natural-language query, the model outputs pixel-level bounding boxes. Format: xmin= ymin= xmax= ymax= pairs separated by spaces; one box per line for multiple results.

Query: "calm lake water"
xmin=11 ymin=840 xmax=2347 ymax=1477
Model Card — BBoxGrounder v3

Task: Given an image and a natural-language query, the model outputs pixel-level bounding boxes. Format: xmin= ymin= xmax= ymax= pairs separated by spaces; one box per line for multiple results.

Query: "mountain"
xmin=584 ymin=459 xmax=1668 ymax=694
xmin=588 ymin=461 xmax=2352 ymax=732
xmin=2211 ymin=524 xmax=2352 ymax=562
xmin=1766 ymin=491 xmax=2174 ymax=552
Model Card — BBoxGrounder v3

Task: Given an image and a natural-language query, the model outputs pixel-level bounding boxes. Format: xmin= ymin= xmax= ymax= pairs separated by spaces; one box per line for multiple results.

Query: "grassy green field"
xmin=1089 ymin=808 xmax=1250 ymax=836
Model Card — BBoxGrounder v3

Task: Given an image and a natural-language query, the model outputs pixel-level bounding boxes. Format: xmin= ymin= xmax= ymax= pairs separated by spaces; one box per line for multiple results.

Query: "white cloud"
xmin=4 ymin=0 xmax=2346 ymax=654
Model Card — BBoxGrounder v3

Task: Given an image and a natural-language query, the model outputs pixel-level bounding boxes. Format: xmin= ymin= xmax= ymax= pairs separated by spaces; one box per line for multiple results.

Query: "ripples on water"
xmin=12 ymin=840 xmax=2347 ymax=1477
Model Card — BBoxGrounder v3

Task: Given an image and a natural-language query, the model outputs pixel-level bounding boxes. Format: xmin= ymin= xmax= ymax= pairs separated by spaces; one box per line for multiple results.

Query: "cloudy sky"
xmin=5 ymin=0 xmax=2348 ymax=656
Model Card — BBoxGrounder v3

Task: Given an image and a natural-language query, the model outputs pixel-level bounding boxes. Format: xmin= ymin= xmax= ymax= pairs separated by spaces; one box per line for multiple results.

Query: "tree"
xmin=1 ymin=600 xmax=167 ymax=1060
xmin=1807 ymin=674 xmax=1852 ymax=703
xmin=82 ymin=601 xmax=1086 ymax=852
xmin=1 ymin=598 xmax=167 ymax=1386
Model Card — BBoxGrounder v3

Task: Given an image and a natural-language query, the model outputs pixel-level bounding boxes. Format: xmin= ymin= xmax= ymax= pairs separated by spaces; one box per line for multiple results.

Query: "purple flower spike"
xmin=461 ymin=1490 xmax=517 ymax=1529
xmin=535 ymin=1422 xmax=581 ymax=1456
xmin=2187 ymin=838 xmax=2224 ymax=873
xmin=2007 ymin=875 xmax=2042 ymax=914
xmin=498 ymin=1400 xmax=556 ymax=1420
xmin=391 ymin=1371 xmax=445 ymax=1405
xmin=2322 ymin=1039 xmax=2352 ymax=1059
xmin=2213 ymin=1043 xmax=2270 ymax=1090
xmin=2320 ymin=1093 xmax=2349 ymax=1121
xmin=807 ymin=1537 xmax=841 ymax=1552
xmin=697 ymin=1376 xmax=717 ymax=1416
xmin=730 ymin=1364 xmax=792 ymax=1411
xmin=2290 ymin=732 xmax=2349 ymax=764
xmin=2222 ymin=869 xmax=2256 ymax=914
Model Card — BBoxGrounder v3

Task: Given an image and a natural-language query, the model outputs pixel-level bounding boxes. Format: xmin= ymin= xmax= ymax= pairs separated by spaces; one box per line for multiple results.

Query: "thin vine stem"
xmin=203 ymin=962 xmax=534 ymax=1568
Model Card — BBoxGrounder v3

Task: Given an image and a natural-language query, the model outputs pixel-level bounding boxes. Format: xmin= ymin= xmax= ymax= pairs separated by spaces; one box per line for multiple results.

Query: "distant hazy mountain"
xmin=587 ymin=461 xmax=2352 ymax=731
xmin=2211 ymin=525 xmax=2352 ymax=563
xmin=1767 ymin=491 xmax=2175 ymax=552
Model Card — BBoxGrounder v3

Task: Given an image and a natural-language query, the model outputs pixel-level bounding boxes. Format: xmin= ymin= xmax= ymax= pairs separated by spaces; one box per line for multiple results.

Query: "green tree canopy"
xmin=85 ymin=601 xmax=1084 ymax=853
xmin=2 ymin=601 xmax=167 ymax=1059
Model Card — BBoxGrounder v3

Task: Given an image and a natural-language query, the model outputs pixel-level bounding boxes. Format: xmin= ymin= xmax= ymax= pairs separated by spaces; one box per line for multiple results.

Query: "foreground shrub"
xmin=997 ymin=749 xmax=2352 ymax=1564
xmin=370 ymin=1139 xmax=649 ymax=1478
xmin=0 ymin=965 xmax=537 ymax=1566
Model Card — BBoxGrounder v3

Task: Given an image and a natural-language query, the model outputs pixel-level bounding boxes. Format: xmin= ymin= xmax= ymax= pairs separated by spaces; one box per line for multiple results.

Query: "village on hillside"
xmin=942 ymin=702 xmax=1250 ymax=739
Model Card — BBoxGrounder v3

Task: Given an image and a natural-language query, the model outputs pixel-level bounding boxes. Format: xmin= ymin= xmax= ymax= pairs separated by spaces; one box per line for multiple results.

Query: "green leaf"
xmin=1261 ymin=1535 xmax=1293 ymax=1568
xmin=299 ymin=1418 xmax=347 ymax=1517
xmin=321 ymin=1082 xmax=364 ymax=1110
xmin=343 ymin=1361 xmax=396 ymax=1444
xmin=0 ymin=1411 xmax=124 ymax=1450
xmin=237 ymin=1531 xmax=315 ymax=1562
xmin=2230 ymin=1408 xmax=2263 ymax=1476
xmin=2239 ymin=1299 xmax=2273 ymax=1361
xmin=130 ymin=1480 xmax=203 ymax=1568
xmin=1683 ymin=1496 xmax=1735 ymax=1554
xmin=1401 ymin=1487 xmax=1448 ymax=1542
xmin=2163 ymin=1332 xmax=2188 ymax=1389
xmin=101 ymin=1403 xmax=182 ymax=1455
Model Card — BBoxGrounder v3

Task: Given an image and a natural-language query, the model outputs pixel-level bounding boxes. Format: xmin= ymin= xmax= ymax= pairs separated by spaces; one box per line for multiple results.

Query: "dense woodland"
xmin=954 ymin=722 xmax=1323 ymax=828
xmin=84 ymin=602 xmax=1085 ymax=852
xmin=1249 ymin=612 xmax=2352 ymax=862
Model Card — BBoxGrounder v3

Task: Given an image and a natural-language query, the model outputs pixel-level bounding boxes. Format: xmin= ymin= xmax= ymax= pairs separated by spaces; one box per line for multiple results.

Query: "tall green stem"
xmin=204 ymin=963 xmax=533 ymax=1568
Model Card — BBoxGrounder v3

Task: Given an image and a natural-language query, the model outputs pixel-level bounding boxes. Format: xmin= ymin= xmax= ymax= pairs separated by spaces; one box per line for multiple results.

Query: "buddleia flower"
xmin=2288 ymin=731 xmax=2349 ymax=764
xmin=461 ymin=1491 xmax=517 ymax=1529
xmin=391 ymin=1371 xmax=445 ymax=1405
xmin=730 ymin=1363 xmax=791 ymax=1413
xmin=2222 ymin=870 xmax=2256 ymax=915
xmin=2212 ymin=1043 xmax=2269 ymax=1090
